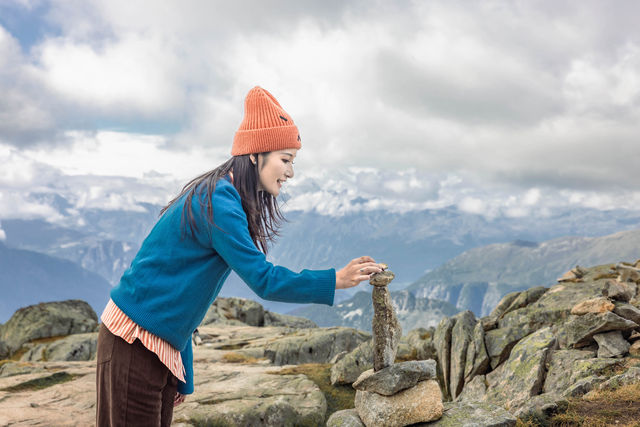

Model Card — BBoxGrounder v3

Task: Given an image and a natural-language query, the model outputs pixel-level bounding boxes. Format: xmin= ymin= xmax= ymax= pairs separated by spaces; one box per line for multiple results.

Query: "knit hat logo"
xmin=231 ymin=86 xmax=302 ymax=156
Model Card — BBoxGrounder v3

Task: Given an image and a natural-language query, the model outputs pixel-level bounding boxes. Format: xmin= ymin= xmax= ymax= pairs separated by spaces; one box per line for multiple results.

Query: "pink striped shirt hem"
xmin=100 ymin=299 xmax=186 ymax=383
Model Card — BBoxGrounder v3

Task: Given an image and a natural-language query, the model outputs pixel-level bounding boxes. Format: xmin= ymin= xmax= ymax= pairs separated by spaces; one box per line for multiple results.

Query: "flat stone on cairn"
xmin=353 ymin=360 xmax=437 ymax=396
xmin=353 ymin=265 xmax=444 ymax=426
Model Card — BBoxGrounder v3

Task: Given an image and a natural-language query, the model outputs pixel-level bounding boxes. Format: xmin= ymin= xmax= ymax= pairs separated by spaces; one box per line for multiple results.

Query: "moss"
xmin=0 ymin=371 xmax=79 ymax=392
xmin=220 ymin=352 xmax=261 ymax=364
xmin=9 ymin=346 xmax=29 ymax=361
xmin=29 ymin=335 xmax=66 ymax=345
xmin=269 ymin=363 xmax=355 ymax=422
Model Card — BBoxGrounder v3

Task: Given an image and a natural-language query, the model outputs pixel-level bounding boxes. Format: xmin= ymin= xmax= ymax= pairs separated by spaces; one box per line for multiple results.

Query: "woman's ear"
xmin=250 ymin=154 xmax=257 ymax=165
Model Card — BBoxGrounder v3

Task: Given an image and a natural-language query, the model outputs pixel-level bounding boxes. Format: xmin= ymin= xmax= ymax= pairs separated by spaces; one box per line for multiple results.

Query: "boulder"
xmin=612 ymin=302 xmax=640 ymax=325
xmin=501 ymin=286 xmax=548 ymax=317
xmin=355 ymin=380 xmax=443 ymax=427
xmin=264 ymin=327 xmax=370 ymax=365
xmin=484 ymin=325 xmax=534 ymax=370
xmin=173 ymin=369 xmax=326 ymax=426
xmin=464 ymin=322 xmax=490 ymax=382
xmin=201 ymin=297 xmax=265 ymax=326
xmin=602 ymin=280 xmax=633 ymax=302
xmin=543 ymin=349 xmax=596 ymax=394
xmin=571 ymin=297 xmax=615 ymax=315
xmin=449 ymin=310 xmax=476 ymax=399
xmin=484 ymin=281 xmax=584 ymax=368
xmin=327 ymin=409 xmax=365 ymax=427
xmin=567 ymin=358 xmax=622 ymax=386
xmin=563 ymin=375 xmax=606 ymax=397
xmin=593 ymin=331 xmax=630 ymax=358
xmin=433 ymin=317 xmax=455 ymax=399
xmin=352 ymin=360 xmax=437 ymax=396
xmin=330 ymin=340 xmax=373 ymax=385
xmin=420 ymin=401 xmax=516 ymax=426
xmin=263 ymin=311 xmax=317 ymax=328
xmin=456 ymin=374 xmax=487 ymax=402
xmin=630 ymin=340 xmax=640 ymax=356
xmin=0 ymin=300 xmax=98 ymax=357
xmin=20 ymin=333 xmax=98 ymax=362
xmin=564 ymin=311 xmax=638 ymax=348
xmin=485 ymin=327 xmax=556 ymax=411
xmin=488 ymin=291 xmax=521 ymax=319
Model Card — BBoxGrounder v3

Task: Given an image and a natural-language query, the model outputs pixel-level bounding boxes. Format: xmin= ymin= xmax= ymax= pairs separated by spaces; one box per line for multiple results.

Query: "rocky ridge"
xmin=0 ymin=297 xmax=365 ymax=426
xmin=329 ymin=260 xmax=640 ymax=425
xmin=2 ymin=261 xmax=640 ymax=425
xmin=434 ymin=261 xmax=640 ymax=421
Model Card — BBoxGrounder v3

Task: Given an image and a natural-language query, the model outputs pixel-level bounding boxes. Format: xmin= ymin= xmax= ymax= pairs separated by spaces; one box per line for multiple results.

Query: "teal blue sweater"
xmin=110 ymin=177 xmax=336 ymax=394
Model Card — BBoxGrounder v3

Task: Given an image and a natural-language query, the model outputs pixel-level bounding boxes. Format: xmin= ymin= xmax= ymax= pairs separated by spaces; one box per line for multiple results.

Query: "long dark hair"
xmin=159 ymin=153 xmax=285 ymax=254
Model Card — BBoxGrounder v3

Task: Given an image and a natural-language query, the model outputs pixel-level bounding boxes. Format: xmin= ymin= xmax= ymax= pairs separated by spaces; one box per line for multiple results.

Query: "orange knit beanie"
xmin=231 ymin=86 xmax=301 ymax=156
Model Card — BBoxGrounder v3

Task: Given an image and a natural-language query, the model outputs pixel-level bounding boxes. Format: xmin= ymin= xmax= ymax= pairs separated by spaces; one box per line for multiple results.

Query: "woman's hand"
xmin=174 ymin=392 xmax=186 ymax=407
xmin=336 ymin=256 xmax=384 ymax=289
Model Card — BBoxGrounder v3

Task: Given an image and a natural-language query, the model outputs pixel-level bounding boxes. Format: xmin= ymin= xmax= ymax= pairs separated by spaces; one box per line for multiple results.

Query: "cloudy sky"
xmin=1 ymin=0 xmax=640 ymax=224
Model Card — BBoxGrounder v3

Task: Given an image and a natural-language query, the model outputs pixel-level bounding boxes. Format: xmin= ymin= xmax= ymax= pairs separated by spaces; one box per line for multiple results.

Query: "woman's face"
xmin=252 ymin=149 xmax=297 ymax=197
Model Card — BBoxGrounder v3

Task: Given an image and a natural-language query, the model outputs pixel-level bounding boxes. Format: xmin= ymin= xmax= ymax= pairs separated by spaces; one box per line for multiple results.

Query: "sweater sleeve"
xmin=177 ymin=340 xmax=194 ymax=395
xmin=206 ymin=182 xmax=336 ymax=306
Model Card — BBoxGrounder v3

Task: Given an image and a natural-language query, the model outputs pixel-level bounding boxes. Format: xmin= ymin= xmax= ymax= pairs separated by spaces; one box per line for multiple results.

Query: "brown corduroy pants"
xmin=96 ymin=324 xmax=178 ymax=427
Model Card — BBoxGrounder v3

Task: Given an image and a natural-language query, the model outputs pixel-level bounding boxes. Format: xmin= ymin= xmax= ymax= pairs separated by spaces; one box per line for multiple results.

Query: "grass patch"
xmin=396 ymin=348 xmax=419 ymax=362
xmin=9 ymin=346 xmax=29 ymax=361
xmin=0 ymin=371 xmax=79 ymax=392
xmin=5 ymin=336 xmax=67 ymax=361
xmin=548 ymin=382 xmax=640 ymax=427
xmin=269 ymin=363 xmax=355 ymax=421
xmin=220 ymin=352 xmax=261 ymax=364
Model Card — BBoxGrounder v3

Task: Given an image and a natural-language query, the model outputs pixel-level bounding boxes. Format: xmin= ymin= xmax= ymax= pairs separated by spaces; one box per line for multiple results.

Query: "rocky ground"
xmin=1 ymin=262 xmax=640 ymax=426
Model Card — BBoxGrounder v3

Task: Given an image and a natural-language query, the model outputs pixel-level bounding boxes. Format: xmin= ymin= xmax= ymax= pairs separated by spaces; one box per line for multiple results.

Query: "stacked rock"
xmin=566 ymin=262 xmax=640 ymax=357
xmin=353 ymin=265 xmax=444 ymax=427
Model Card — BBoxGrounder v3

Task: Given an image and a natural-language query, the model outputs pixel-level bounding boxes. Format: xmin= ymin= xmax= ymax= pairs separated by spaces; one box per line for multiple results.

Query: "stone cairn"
xmin=351 ymin=264 xmax=444 ymax=427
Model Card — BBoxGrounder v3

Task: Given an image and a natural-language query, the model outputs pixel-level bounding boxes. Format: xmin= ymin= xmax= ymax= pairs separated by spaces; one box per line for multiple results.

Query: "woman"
xmin=96 ymin=86 xmax=383 ymax=426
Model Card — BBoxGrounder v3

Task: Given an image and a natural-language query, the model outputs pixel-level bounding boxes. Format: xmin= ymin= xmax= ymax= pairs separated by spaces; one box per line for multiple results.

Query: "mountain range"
xmin=289 ymin=289 xmax=459 ymax=332
xmin=2 ymin=187 xmax=640 ymax=320
xmin=0 ymin=241 xmax=112 ymax=322
xmin=406 ymin=228 xmax=640 ymax=316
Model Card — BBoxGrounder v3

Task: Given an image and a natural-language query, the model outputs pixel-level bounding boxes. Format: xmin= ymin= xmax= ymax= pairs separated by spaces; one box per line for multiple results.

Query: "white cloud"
xmin=1 ymin=0 xmax=640 ymax=211
xmin=34 ymin=33 xmax=185 ymax=117
xmin=21 ymin=131 xmax=225 ymax=180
